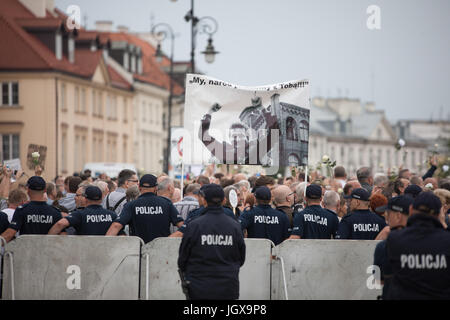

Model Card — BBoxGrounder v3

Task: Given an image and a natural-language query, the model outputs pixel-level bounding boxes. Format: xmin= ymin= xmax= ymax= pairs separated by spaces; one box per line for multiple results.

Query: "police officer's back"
xmin=239 ymin=186 xmax=290 ymax=245
xmin=289 ymin=184 xmax=339 ymax=239
xmin=178 ymin=184 xmax=246 ymax=300
xmin=48 ymin=186 xmax=120 ymax=236
xmin=336 ymin=188 xmax=386 ymax=240
xmin=0 ymin=176 xmax=63 ymax=242
xmin=385 ymin=192 xmax=450 ymax=299
xmin=372 ymin=195 xmax=413 ymax=300
xmin=106 ymin=174 xmax=184 ymax=243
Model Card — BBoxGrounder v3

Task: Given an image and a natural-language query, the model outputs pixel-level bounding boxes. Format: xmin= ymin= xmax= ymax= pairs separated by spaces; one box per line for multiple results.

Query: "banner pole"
xmin=180 ymin=159 xmax=184 ymax=200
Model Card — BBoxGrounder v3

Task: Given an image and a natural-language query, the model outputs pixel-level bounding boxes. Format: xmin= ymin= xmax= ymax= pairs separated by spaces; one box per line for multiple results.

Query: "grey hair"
xmin=233 ymin=180 xmax=250 ymax=191
xmin=322 ymin=190 xmax=340 ymax=209
xmin=295 ymin=182 xmax=307 ymax=202
xmin=373 ymin=174 xmax=388 ymax=187
xmin=157 ymin=177 xmax=174 ymax=191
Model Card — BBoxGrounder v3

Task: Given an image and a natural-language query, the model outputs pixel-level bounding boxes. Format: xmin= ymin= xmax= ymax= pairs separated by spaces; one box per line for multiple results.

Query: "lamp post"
xmin=152 ymin=23 xmax=175 ymax=174
xmin=173 ymin=0 xmax=219 ymax=73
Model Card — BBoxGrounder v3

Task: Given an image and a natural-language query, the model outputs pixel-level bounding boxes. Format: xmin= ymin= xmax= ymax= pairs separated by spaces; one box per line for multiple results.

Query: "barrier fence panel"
xmin=140 ymin=238 xmax=273 ymax=300
xmin=238 ymin=239 xmax=273 ymax=300
xmin=271 ymin=239 xmax=382 ymax=300
xmin=2 ymin=235 xmax=141 ymax=300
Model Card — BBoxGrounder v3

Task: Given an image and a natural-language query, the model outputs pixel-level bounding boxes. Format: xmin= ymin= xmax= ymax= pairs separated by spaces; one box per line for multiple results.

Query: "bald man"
xmin=273 ymin=185 xmax=295 ymax=232
xmin=233 ymin=173 xmax=248 ymax=183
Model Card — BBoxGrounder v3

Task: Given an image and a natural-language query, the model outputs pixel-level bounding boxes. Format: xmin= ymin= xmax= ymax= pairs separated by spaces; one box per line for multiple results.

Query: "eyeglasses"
xmin=127 ymin=179 xmax=139 ymax=183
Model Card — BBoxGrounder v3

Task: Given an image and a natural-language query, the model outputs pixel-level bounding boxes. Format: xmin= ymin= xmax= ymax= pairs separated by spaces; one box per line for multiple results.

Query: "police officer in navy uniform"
xmin=384 ymin=192 xmax=450 ymax=299
xmin=372 ymin=195 xmax=413 ymax=299
xmin=239 ymin=186 xmax=290 ymax=245
xmin=178 ymin=184 xmax=246 ymax=300
xmin=0 ymin=176 xmax=63 ymax=242
xmin=289 ymin=184 xmax=339 ymax=239
xmin=48 ymin=186 xmax=123 ymax=236
xmin=106 ymin=174 xmax=184 ymax=243
xmin=336 ymin=188 xmax=386 ymax=240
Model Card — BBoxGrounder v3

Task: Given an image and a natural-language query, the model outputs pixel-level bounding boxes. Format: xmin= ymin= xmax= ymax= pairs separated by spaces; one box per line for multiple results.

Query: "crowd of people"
xmin=0 ymin=154 xmax=449 ymax=299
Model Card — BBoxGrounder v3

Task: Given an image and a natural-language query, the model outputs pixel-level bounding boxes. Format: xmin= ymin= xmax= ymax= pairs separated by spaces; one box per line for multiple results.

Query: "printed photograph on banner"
xmin=184 ymin=74 xmax=310 ymax=169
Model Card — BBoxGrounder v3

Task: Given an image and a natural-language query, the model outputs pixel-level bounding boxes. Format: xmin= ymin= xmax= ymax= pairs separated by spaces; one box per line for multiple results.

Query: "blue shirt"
xmin=336 ymin=209 xmax=387 ymax=240
xmin=239 ymin=204 xmax=290 ymax=245
xmin=65 ymin=204 xmax=120 ymax=236
xmin=291 ymin=205 xmax=339 ymax=239
xmin=9 ymin=201 xmax=62 ymax=235
xmin=115 ymin=192 xmax=183 ymax=243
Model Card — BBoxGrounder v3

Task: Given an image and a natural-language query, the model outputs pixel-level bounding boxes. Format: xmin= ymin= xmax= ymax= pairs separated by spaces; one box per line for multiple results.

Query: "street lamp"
xmin=151 ymin=22 xmax=175 ymax=174
xmin=174 ymin=0 xmax=219 ymax=73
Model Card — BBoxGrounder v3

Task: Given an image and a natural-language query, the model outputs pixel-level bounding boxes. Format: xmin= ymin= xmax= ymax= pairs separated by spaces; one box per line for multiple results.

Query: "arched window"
xmin=299 ymin=120 xmax=309 ymax=142
xmin=286 ymin=117 xmax=298 ymax=141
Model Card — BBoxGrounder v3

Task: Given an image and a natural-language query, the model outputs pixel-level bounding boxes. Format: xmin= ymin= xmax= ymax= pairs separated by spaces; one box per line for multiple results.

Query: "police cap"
xmin=404 ymin=184 xmax=422 ymax=198
xmin=378 ymin=195 xmax=413 ymax=215
xmin=139 ymin=174 xmax=158 ymax=188
xmin=83 ymin=186 xmax=102 ymax=201
xmin=305 ymin=184 xmax=322 ymax=199
xmin=199 ymin=184 xmax=225 ymax=203
xmin=254 ymin=186 xmax=272 ymax=200
xmin=27 ymin=176 xmax=46 ymax=191
xmin=349 ymin=188 xmax=370 ymax=201
xmin=412 ymin=191 xmax=442 ymax=215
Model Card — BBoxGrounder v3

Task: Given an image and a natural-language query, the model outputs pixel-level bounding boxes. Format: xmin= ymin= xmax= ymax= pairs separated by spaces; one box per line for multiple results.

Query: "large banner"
xmin=183 ymin=74 xmax=310 ymax=172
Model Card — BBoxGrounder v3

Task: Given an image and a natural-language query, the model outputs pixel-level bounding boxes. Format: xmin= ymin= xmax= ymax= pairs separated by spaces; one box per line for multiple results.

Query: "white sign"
xmin=184 ymin=74 xmax=310 ymax=172
xmin=3 ymin=158 xmax=21 ymax=171
xmin=229 ymin=189 xmax=238 ymax=209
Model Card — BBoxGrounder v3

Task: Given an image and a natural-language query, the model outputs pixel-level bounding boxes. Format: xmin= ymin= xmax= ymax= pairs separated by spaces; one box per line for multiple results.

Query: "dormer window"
xmin=130 ymin=54 xmax=136 ymax=73
xmin=137 ymin=55 xmax=143 ymax=74
xmin=123 ymin=51 xmax=129 ymax=70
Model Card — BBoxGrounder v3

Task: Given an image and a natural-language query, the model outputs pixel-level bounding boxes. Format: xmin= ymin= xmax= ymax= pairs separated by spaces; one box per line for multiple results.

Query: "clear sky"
xmin=56 ymin=0 xmax=450 ymax=122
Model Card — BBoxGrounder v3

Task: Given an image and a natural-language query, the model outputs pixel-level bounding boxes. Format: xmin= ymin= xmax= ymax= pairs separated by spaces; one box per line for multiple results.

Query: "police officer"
xmin=239 ymin=186 xmax=290 ymax=245
xmin=289 ymin=184 xmax=339 ymax=239
xmin=384 ymin=192 xmax=450 ymax=299
xmin=48 ymin=186 xmax=122 ymax=236
xmin=106 ymin=174 xmax=184 ymax=243
xmin=372 ymin=195 xmax=413 ymax=299
xmin=178 ymin=184 xmax=246 ymax=300
xmin=336 ymin=188 xmax=386 ymax=239
xmin=0 ymin=176 xmax=63 ymax=242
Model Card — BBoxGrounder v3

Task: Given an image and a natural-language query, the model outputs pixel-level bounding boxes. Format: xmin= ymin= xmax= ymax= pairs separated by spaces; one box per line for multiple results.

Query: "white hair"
xmin=295 ymin=182 xmax=307 ymax=201
xmin=323 ymin=190 xmax=340 ymax=209
xmin=234 ymin=180 xmax=250 ymax=191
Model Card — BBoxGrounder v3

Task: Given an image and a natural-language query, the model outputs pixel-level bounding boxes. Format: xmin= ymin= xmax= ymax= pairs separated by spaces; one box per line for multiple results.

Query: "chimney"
xmin=117 ymin=25 xmax=129 ymax=33
xmin=19 ymin=0 xmax=46 ymax=17
xmin=95 ymin=21 xmax=113 ymax=32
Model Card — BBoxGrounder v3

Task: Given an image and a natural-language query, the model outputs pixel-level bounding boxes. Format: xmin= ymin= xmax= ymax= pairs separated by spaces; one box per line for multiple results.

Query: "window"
xmin=299 ymin=120 xmax=309 ymax=142
xmin=0 ymin=134 xmax=20 ymax=162
xmin=61 ymin=83 xmax=67 ymax=110
xmin=123 ymin=98 xmax=128 ymax=123
xmin=286 ymin=117 xmax=298 ymax=141
xmin=81 ymin=88 xmax=86 ymax=113
xmin=142 ymin=102 xmax=146 ymax=123
xmin=1 ymin=82 xmax=19 ymax=106
xmin=55 ymin=31 xmax=62 ymax=60
xmin=92 ymin=90 xmax=96 ymax=115
xmin=97 ymin=92 xmax=102 ymax=116
xmin=74 ymin=86 xmax=80 ymax=112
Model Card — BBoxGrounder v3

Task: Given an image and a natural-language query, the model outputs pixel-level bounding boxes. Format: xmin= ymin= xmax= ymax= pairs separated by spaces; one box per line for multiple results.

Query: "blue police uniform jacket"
xmin=9 ymin=201 xmax=62 ymax=234
xmin=239 ymin=204 xmax=290 ymax=245
xmin=336 ymin=209 xmax=386 ymax=240
xmin=291 ymin=205 xmax=339 ymax=239
xmin=177 ymin=206 xmax=237 ymax=234
xmin=115 ymin=192 xmax=184 ymax=243
xmin=178 ymin=206 xmax=246 ymax=300
xmin=0 ymin=211 xmax=9 ymax=233
xmin=65 ymin=204 xmax=120 ymax=235
xmin=384 ymin=213 xmax=450 ymax=300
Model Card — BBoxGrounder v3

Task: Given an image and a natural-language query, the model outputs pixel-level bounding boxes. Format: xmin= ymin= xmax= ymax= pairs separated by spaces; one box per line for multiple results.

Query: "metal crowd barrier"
xmin=0 ymin=235 xmax=380 ymax=300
